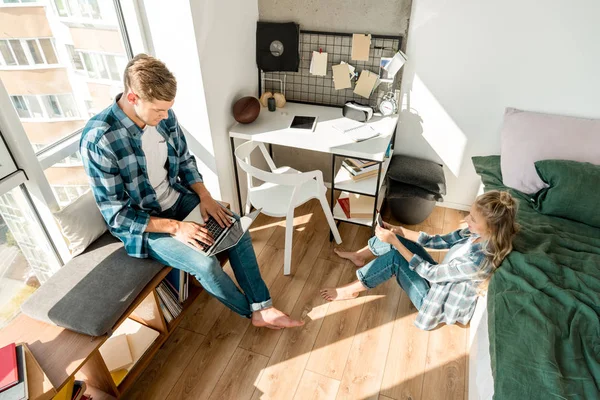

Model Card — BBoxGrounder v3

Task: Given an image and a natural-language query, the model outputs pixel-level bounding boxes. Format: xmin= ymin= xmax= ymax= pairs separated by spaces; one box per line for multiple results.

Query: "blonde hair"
xmin=123 ymin=54 xmax=177 ymax=101
xmin=474 ymin=190 xmax=519 ymax=269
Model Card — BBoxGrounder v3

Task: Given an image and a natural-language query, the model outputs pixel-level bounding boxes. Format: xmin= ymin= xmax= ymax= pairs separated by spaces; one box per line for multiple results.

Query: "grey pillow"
xmin=21 ymin=233 xmax=164 ymax=337
xmin=500 ymin=107 xmax=600 ymax=194
xmin=387 ymin=155 xmax=446 ymax=195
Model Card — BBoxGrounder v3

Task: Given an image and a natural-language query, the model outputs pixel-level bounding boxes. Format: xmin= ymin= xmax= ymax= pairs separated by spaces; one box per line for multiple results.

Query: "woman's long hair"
xmin=474 ymin=190 xmax=519 ymax=269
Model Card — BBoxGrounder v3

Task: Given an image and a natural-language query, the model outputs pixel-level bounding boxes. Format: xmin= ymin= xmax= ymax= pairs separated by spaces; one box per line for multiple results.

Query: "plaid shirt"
xmin=409 ymin=228 xmax=491 ymax=330
xmin=80 ymin=95 xmax=203 ymax=258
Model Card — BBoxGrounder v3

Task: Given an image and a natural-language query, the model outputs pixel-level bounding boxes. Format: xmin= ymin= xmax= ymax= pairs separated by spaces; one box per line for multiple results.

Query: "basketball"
xmin=233 ymin=96 xmax=261 ymax=124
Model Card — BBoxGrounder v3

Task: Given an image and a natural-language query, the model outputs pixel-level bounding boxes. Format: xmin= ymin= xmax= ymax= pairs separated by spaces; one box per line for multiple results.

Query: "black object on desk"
xmin=267 ymin=97 xmax=276 ymax=111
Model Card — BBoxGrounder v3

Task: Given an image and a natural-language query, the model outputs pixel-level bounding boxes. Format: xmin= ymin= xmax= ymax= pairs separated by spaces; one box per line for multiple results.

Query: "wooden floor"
xmin=124 ymin=198 xmax=470 ymax=400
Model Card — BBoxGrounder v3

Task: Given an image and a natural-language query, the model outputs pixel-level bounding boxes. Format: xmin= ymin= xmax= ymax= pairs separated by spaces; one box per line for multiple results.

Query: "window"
xmin=1 ymin=0 xmax=38 ymax=3
xmin=10 ymin=94 xmax=79 ymax=120
xmin=72 ymin=49 xmax=125 ymax=82
xmin=51 ymin=185 xmax=88 ymax=206
xmin=0 ymin=185 xmax=61 ymax=328
xmin=53 ymin=0 xmax=102 ymax=20
xmin=0 ymin=38 xmax=59 ymax=67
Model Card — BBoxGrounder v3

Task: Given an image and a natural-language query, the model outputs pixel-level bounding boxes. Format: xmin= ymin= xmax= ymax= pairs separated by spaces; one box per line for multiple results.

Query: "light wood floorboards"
xmin=125 ymin=199 xmax=469 ymax=400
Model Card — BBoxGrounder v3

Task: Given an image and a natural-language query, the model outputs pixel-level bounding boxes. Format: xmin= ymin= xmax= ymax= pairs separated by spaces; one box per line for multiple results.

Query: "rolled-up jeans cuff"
xmin=250 ymin=298 xmax=273 ymax=312
xmin=356 ymin=269 xmax=374 ymax=289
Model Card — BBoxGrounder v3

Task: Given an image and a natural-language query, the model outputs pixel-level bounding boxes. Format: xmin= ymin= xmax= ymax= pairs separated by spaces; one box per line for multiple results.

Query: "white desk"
xmin=229 ymin=102 xmax=399 ymax=234
xmin=230 ymin=102 xmax=397 ymax=162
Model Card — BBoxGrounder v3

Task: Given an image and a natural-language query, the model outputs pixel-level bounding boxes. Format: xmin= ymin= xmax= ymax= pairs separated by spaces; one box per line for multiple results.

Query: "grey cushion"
xmin=387 ymin=155 xmax=446 ymax=195
xmin=21 ymin=232 xmax=164 ymax=337
xmin=386 ymin=180 xmax=443 ymax=202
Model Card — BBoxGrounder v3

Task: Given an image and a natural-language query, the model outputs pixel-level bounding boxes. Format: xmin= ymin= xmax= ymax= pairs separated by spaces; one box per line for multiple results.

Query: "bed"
xmin=468 ymin=155 xmax=600 ymax=400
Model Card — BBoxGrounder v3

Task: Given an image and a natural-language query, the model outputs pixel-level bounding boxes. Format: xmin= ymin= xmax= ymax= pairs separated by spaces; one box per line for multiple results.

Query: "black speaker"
xmin=256 ymin=22 xmax=299 ymax=72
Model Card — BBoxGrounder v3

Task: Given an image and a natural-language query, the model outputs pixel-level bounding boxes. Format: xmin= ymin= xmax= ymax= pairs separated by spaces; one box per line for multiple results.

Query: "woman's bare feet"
xmin=334 ymin=248 xmax=367 ymax=267
xmin=320 ymin=287 xmax=360 ymax=302
xmin=251 ymin=307 xmax=305 ymax=329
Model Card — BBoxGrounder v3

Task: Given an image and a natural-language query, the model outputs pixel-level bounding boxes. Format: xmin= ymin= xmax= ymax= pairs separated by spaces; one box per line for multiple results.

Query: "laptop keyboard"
xmin=201 ymin=217 xmax=227 ymax=251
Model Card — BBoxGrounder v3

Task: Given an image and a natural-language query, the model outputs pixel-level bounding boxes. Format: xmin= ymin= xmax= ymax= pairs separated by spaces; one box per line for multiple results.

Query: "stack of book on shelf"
xmin=335 ymin=192 xmax=375 ymax=219
xmin=99 ymin=318 xmax=160 ymax=386
xmin=156 ymin=269 xmax=189 ymax=323
xmin=53 ymin=376 xmax=91 ymax=400
xmin=0 ymin=343 xmax=27 ymax=400
xmin=341 ymin=158 xmax=380 ymax=181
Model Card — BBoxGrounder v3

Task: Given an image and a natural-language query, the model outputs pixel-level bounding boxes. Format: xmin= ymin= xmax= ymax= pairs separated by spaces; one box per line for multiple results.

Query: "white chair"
xmin=235 ymin=140 xmax=342 ymax=275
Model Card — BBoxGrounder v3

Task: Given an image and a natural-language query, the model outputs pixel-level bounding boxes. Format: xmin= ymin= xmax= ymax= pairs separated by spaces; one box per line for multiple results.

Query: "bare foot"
xmin=251 ymin=307 xmax=305 ymax=329
xmin=320 ymin=288 xmax=360 ymax=302
xmin=334 ymin=248 xmax=366 ymax=267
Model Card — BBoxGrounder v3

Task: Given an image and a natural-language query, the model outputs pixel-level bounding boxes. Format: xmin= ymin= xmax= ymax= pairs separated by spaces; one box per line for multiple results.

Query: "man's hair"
xmin=123 ymin=54 xmax=177 ymax=102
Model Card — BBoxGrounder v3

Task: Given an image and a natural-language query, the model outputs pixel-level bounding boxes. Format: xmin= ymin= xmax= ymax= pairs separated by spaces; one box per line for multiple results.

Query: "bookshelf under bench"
xmin=0 ymin=264 xmax=218 ymax=399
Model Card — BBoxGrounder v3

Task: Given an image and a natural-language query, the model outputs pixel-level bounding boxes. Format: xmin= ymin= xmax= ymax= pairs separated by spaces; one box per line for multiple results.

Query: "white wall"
xmin=138 ymin=0 xmax=258 ymax=210
xmin=397 ymin=0 xmax=600 ymax=209
xmin=189 ymin=0 xmax=259 ymax=211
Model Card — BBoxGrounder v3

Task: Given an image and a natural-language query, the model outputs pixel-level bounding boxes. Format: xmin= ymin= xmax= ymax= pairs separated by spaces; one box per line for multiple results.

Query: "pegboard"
xmin=260 ymin=30 xmax=402 ymax=108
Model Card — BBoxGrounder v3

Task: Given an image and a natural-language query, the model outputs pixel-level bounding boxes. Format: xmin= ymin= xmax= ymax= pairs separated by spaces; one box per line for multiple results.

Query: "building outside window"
xmin=0 ymin=0 xmax=133 ymax=328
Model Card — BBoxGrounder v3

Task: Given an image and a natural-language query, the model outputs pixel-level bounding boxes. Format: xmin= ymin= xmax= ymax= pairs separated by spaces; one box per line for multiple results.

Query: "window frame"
xmin=0 ymin=38 xmax=60 ymax=69
xmin=9 ymin=93 xmax=81 ymax=122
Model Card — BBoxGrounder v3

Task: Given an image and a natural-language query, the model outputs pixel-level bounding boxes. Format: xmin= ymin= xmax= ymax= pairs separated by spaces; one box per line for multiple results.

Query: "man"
xmin=80 ymin=54 xmax=302 ymax=329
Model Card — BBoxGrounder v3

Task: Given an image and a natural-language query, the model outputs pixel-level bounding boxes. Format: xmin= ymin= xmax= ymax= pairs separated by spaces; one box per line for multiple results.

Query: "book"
xmin=349 ymin=169 xmax=379 ymax=182
xmin=0 ymin=343 xmax=18 ymax=392
xmin=72 ymin=380 xmax=86 ymax=400
xmin=349 ymin=193 xmax=375 ymax=219
xmin=157 ymin=295 xmax=173 ymax=323
xmin=337 ymin=197 xmax=350 ymax=218
xmin=342 ymin=160 xmax=379 ymax=176
xmin=52 ymin=376 xmax=74 ymax=400
xmin=0 ymin=344 xmax=27 ymax=400
xmin=346 ymin=158 xmax=378 ymax=169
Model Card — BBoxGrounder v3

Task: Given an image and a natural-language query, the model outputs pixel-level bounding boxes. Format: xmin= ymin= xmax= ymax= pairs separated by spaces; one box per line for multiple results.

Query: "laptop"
xmin=182 ymin=206 xmax=261 ymax=256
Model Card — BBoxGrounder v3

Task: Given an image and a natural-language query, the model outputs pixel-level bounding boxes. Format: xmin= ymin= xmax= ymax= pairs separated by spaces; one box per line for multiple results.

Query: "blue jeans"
xmin=146 ymin=193 xmax=272 ymax=318
xmin=356 ymin=235 xmax=435 ymax=310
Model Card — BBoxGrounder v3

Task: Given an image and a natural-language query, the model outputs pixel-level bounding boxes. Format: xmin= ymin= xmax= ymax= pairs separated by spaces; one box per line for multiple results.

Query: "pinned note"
xmin=383 ymin=50 xmax=407 ymax=78
xmin=353 ymin=70 xmax=379 ymax=98
xmin=310 ymin=51 xmax=328 ymax=76
xmin=341 ymin=61 xmax=356 ymax=79
xmin=332 ymin=64 xmax=352 ymax=90
xmin=351 ymin=33 xmax=371 ymax=61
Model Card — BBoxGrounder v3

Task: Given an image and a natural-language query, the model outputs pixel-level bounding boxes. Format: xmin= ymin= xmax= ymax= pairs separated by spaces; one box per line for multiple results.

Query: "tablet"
xmin=289 ymin=116 xmax=318 ymax=131
xmin=375 ymin=211 xmax=384 ymax=228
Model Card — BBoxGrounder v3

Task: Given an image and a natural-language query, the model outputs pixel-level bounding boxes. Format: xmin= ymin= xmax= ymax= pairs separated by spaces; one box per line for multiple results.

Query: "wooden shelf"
xmin=333 ymin=187 xmax=386 ymax=227
xmin=334 ymin=157 xmax=390 ymax=196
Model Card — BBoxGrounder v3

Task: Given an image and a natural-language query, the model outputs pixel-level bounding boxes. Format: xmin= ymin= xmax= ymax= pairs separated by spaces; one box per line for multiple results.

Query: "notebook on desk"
xmin=333 ymin=118 xmax=380 ymax=142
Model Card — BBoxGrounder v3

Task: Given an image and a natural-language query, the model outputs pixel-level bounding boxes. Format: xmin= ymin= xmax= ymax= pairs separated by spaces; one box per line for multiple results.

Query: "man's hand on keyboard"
xmin=174 ymin=221 xmax=214 ymax=249
xmin=200 ymin=193 xmax=233 ymax=228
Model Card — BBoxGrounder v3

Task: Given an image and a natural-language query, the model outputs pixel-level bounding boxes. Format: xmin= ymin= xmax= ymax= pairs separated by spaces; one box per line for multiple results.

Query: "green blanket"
xmin=472 ymin=156 xmax=600 ymax=400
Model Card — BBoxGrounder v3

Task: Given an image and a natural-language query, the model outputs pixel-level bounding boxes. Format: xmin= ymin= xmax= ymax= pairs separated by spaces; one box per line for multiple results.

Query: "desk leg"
xmin=230 ymin=136 xmax=244 ymax=216
xmin=372 ymin=162 xmax=383 ymax=235
xmin=330 ymin=154 xmax=335 ymax=242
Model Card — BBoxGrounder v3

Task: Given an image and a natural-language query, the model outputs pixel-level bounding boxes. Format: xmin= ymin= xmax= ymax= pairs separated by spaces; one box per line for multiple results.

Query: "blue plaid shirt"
xmin=409 ymin=228 xmax=490 ymax=330
xmin=80 ymin=95 xmax=203 ymax=258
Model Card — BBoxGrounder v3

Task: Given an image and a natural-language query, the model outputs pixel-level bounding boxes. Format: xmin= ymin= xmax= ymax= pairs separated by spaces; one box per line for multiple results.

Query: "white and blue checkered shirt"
xmin=409 ymin=228 xmax=491 ymax=330
xmin=80 ymin=95 xmax=203 ymax=258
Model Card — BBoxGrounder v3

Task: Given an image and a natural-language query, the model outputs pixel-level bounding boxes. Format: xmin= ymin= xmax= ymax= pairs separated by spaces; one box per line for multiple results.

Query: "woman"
xmin=320 ymin=190 xmax=518 ymax=330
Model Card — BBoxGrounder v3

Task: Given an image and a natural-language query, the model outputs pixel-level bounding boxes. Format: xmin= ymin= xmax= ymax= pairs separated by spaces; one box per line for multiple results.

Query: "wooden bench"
xmin=0 ymin=265 xmax=212 ymax=399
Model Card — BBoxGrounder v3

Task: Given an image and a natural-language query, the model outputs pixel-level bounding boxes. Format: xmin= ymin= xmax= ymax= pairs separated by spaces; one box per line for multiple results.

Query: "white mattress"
xmin=468 ymin=296 xmax=494 ymax=400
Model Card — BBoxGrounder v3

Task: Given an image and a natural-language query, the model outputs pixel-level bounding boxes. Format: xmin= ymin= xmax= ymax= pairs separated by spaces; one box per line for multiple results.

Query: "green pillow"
xmin=472 ymin=155 xmax=503 ymax=189
xmin=534 ymin=159 xmax=600 ymax=228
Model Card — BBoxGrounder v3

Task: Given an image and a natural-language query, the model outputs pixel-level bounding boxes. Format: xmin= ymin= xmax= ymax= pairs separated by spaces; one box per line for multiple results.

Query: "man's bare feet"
xmin=320 ymin=287 xmax=360 ymax=302
xmin=334 ymin=248 xmax=367 ymax=267
xmin=251 ymin=307 xmax=305 ymax=329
